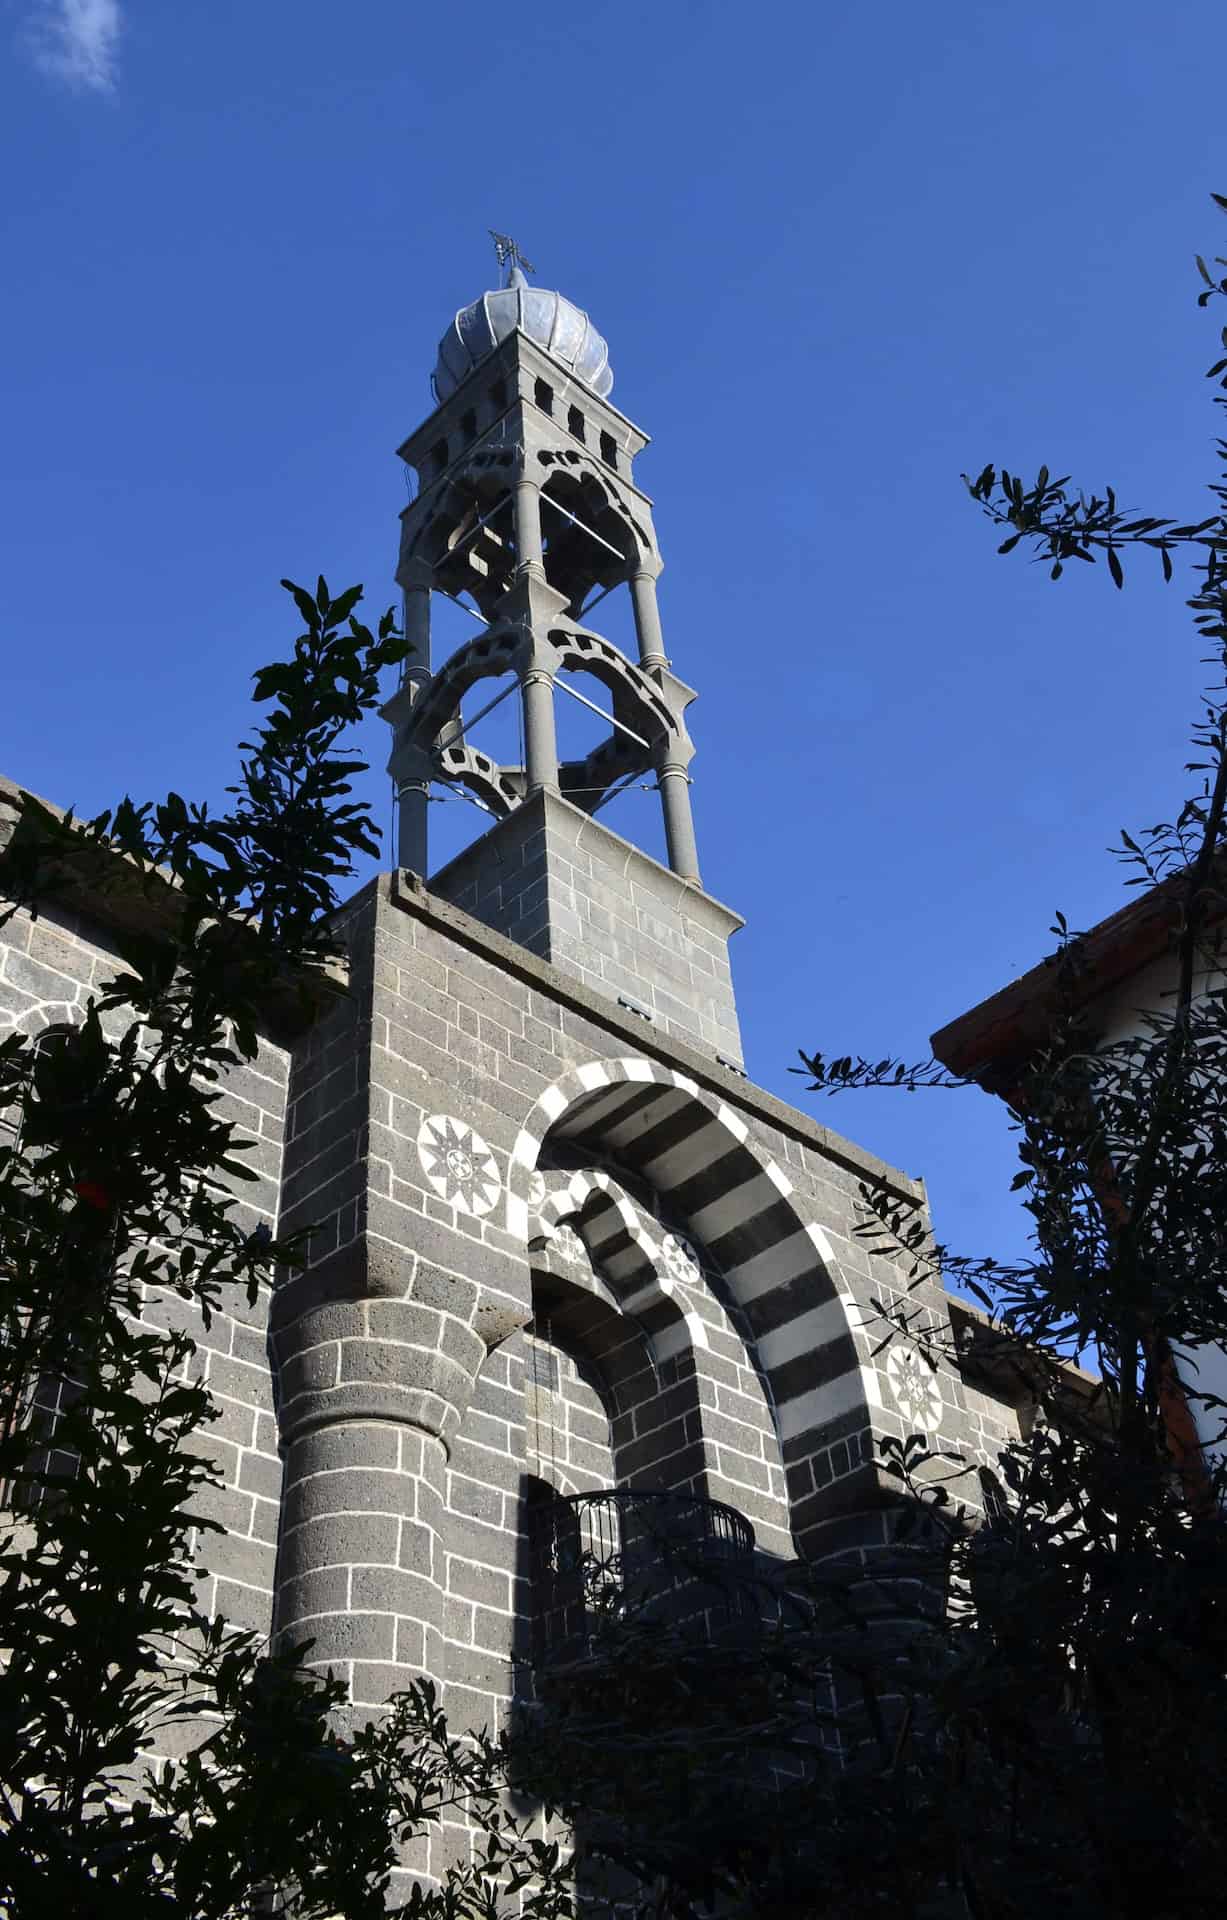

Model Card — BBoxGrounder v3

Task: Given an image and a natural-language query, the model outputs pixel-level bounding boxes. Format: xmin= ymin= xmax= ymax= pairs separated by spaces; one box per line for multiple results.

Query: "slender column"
xmin=658 ymin=758 xmax=700 ymax=882
xmin=513 ymin=476 xmax=545 ymax=576
xmin=402 ymin=585 xmax=431 ymax=673
xmin=522 ymin=669 xmax=560 ymax=795
xmin=630 ymin=568 xmax=668 ymax=671
xmin=395 ymin=776 xmax=430 ymax=876
xmin=387 ymin=732 xmax=433 ymax=877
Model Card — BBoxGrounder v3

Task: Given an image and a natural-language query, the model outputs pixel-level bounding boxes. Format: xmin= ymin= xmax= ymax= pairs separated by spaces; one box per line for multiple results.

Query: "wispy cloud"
xmin=25 ymin=0 xmax=123 ymax=95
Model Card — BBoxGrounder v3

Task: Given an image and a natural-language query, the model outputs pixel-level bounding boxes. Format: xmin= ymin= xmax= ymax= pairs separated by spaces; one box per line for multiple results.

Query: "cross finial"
xmin=489 ymin=230 xmax=537 ymax=287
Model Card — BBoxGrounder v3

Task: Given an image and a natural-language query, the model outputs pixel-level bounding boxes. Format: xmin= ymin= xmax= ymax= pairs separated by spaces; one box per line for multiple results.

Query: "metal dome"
xmin=433 ymin=267 xmax=613 ymax=403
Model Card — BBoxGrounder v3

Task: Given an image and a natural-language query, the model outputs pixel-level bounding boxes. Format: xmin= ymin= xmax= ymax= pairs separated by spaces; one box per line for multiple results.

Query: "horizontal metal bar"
xmin=439 ymin=675 xmax=518 ymax=749
xmin=554 ymin=675 xmax=650 ymax=750
xmin=436 ymin=778 xmax=500 ymax=819
xmin=540 ymin=492 xmax=628 ymax=566
xmin=434 ymin=588 xmax=489 ymax=625
xmin=591 ymin=767 xmax=655 ymax=817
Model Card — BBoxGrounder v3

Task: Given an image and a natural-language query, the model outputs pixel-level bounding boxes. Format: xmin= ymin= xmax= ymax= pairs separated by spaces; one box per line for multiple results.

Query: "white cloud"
xmin=25 ymin=0 xmax=123 ymax=95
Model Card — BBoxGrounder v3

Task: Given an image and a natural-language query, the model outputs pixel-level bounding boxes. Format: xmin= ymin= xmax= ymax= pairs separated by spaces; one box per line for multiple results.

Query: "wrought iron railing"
xmin=530 ymin=1487 xmax=758 ymax=1662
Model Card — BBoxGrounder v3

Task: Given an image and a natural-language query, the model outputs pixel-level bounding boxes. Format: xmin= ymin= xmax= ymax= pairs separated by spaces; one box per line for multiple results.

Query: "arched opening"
xmin=510 ymin=1062 xmax=875 ymax=1565
xmin=521 ymin=1306 xmax=621 ymax=1496
xmin=539 ymin=469 xmax=637 ymax=616
xmin=517 ymin=1265 xmax=762 ymax=1669
xmin=529 ymin=1162 xmax=792 ymax=1555
xmin=425 ymin=666 xmax=523 ymax=870
xmin=411 ymin=471 xmax=518 ymax=620
xmin=551 ymin=666 xmax=642 ymax=786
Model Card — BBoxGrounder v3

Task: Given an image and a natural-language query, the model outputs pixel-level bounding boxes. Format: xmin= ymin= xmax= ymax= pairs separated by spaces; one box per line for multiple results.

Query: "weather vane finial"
xmin=489 ymin=230 xmax=537 ymax=287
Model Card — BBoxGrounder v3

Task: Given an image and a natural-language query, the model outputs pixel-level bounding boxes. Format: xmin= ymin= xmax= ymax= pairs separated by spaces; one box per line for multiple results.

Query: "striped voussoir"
xmin=509 ymin=1057 xmax=872 ymax=1448
xmin=530 ymin=1168 xmax=708 ymax=1362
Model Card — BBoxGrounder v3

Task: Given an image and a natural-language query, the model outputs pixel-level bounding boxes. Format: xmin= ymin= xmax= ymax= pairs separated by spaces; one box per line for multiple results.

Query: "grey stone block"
xmin=213 ymin=1578 xmax=275 ymax=1635
xmin=293 ymin=1612 xmax=397 ymax=1664
xmin=280 ymin=1343 xmax=341 ymax=1402
xmin=285 ymin=1421 xmax=401 ymax=1484
xmin=2 ymin=948 xmax=84 ymax=1005
xmin=204 ymin=1532 xmax=276 ymax=1595
xmin=278 ymin=1511 xmax=401 ymax=1579
xmin=284 ymin=1466 xmax=420 ymax=1531
xmin=351 ymin=1660 xmax=421 ymax=1706
xmin=447 ymin=1558 xmax=512 ymax=1610
xmin=351 ymin=1564 xmax=437 ymax=1620
xmin=410 ymin=1262 xmax=479 ymax=1323
xmin=398 ymin=1519 xmax=436 ymax=1575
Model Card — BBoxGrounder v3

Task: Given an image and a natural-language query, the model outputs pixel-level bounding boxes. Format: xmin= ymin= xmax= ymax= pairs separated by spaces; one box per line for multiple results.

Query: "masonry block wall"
xmin=0 ymin=887 xmax=289 ymax=1646
xmin=1 ymin=826 xmax=1026 ymax=1891
xmin=256 ymin=867 xmax=1024 ymax=1782
xmin=430 ymin=790 xmax=744 ymax=1064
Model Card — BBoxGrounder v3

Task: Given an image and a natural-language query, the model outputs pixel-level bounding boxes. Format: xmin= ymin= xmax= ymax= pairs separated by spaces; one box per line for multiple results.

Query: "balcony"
xmin=529 ymin=1487 xmax=758 ymax=1665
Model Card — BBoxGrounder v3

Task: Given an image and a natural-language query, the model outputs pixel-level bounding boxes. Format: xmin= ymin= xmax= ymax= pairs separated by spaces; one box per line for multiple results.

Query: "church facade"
xmin=0 ymin=259 xmax=1029 ymax=1881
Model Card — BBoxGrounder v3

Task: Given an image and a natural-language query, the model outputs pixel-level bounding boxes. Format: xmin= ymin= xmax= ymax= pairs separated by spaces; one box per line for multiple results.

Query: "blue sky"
xmin=3 ymin=1 xmax=1226 ymax=1278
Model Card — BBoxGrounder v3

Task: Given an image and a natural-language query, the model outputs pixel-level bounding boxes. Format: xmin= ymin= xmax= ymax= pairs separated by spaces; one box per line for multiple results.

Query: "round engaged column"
xmin=271 ymin=1296 xmax=485 ymax=1718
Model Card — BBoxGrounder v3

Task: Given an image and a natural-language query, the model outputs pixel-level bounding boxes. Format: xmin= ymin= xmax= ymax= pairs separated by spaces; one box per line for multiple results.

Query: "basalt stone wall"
xmin=260 ymin=867 xmax=1014 ymax=1782
xmin=429 ymin=790 xmax=745 ymax=1065
xmin=0 ymin=890 xmax=290 ymax=1644
xmin=1 ymin=830 xmax=1028 ymax=1897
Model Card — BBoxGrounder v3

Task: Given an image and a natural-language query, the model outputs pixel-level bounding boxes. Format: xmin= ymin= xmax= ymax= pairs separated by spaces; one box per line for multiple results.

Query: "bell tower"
xmin=382 ymin=247 xmax=744 ymax=1067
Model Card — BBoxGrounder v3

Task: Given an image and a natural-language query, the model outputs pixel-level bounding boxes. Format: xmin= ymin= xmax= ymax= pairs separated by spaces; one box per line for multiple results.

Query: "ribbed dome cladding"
xmin=434 ymin=283 xmax=613 ymax=401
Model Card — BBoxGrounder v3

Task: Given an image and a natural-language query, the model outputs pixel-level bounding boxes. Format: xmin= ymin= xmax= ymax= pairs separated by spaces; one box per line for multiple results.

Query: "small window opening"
xmin=489 ymin=378 xmax=508 ymax=410
xmin=461 ymin=408 xmax=477 ymax=442
xmin=567 ymin=405 xmax=586 ymax=442
xmin=599 ymin=431 xmax=618 ymax=470
xmin=534 ymin=378 xmax=554 ymax=416
xmin=429 ymin=437 xmax=448 ymax=476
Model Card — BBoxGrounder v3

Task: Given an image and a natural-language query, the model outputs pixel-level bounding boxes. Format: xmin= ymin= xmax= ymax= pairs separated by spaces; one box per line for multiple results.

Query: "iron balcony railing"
xmin=529 ymin=1487 xmax=758 ymax=1662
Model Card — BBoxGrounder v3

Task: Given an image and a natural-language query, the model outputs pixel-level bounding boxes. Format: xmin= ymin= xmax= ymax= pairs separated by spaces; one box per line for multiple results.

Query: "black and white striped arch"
xmin=509 ymin=1056 xmax=883 ymax=1446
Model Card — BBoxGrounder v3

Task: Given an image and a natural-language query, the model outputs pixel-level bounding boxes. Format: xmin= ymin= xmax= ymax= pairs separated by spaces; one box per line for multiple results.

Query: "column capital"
xmin=655 ymin=729 xmax=696 ymax=774
xmin=387 ymin=735 xmax=434 ymax=785
xmin=271 ymin=1297 xmax=487 ymax=1456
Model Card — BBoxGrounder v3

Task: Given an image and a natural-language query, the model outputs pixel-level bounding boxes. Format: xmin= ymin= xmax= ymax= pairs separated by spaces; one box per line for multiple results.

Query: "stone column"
xmin=513 ymin=476 xmax=545 ymax=577
xmin=522 ymin=669 xmax=560 ymax=796
xmin=386 ymin=725 xmax=433 ymax=877
xmin=271 ymin=1295 xmax=486 ymax=1720
xmin=403 ymin=585 xmax=431 ymax=675
xmin=395 ymin=776 xmax=430 ymax=878
xmin=629 ymin=567 xmax=668 ymax=672
xmin=658 ymin=755 xmax=700 ymax=882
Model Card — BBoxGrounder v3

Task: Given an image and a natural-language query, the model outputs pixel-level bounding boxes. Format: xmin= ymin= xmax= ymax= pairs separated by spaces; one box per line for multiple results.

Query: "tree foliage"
xmin=514 ymin=200 xmax=1227 ymax=1919
xmin=0 ymin=580 xmax=569 ymax=1918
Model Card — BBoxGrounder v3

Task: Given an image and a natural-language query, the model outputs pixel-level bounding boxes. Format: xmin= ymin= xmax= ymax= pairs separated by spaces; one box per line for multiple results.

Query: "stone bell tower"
xmin=381 ymin=250 xmax=743 ymax=1068
xmin=0 ymin=245 xmax=1049 ymax=1901
xmin=253 ymin=249 xmax=1023 ymax=1888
